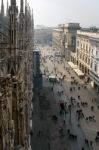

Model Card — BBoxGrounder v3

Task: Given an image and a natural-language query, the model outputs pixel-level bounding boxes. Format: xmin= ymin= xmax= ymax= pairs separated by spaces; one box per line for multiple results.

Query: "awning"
xmin=68 ymin=61 xmax=78 ymax=69
xmin=73 ymin=68 xmax=84 ymax=76
xmin=49 ymin=75 xmax=56 ymax=79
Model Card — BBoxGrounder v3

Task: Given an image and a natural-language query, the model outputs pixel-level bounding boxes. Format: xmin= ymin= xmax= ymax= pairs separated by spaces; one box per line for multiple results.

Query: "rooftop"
xmin=77 ymin=29 xmax=99 ymax=37
xmin=65 ymin=23 xmax=80 ymax=28
xmin=90 ymin=36 xmax=99 ymax=42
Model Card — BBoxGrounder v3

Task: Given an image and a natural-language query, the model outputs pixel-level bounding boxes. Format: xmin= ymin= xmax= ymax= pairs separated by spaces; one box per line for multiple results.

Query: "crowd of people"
xmin=40 ymin=48 xmax=99 ymax=150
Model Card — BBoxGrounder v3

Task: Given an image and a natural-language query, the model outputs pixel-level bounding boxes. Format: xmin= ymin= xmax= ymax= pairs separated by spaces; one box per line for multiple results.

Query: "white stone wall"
xmin=76 ymin=34 xmax=91 ymax=73
xmin=89 ymin=37 xmax=99 ymax=87
xmin=90 ymin=45 xmax=99 ymax=76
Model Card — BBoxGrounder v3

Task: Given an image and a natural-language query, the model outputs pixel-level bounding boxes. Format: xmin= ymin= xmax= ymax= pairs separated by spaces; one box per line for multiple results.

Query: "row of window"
xmin=77 ymin=41 xmax=91 ymax=54
xmin=79 ymin=52 xmax=90 ymax=65
xmin=71 ymin=36 xmax=76 ymax=45
xmin=91 ymin=62 xmax=98 ymax=72
xmin=91 ymin=49 xmax=99 ymax=57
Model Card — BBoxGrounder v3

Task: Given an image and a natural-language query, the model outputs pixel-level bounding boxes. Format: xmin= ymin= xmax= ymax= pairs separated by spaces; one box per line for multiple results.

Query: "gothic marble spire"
xmin=32 ymin=9 xmax=34 ymax=27
xmin=20 ymin=0 xmax=24 ymax=13
xmin=1 ymin=0 xmax=4 ymax=16
xmin=25 ymin=0 xmax=27 ymax=10
xmin=6 ymin=0 xmax=8 ymax=16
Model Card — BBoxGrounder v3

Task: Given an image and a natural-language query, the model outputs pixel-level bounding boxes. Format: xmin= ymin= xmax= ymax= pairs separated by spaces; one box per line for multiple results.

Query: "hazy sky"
xmin=2 ymin=0 xmax=99 ymax=27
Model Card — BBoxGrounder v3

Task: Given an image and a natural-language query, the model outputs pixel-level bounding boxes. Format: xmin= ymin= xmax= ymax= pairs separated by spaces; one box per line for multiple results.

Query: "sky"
xmin=1 ymin=0 xmax=99 ymax=27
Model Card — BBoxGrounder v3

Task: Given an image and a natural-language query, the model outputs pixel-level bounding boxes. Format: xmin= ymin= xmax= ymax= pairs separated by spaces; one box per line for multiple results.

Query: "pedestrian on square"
xmin=78 ymin=95 xmax=80 ymax=99
xmin=91 ymin=106 xmax=94 ymax=111
xmin=90 ymin=140 xmax=93 ymax=146
xmin=63 ymin=119 xmax=65 ymax=125
xmin=85 ymin=138 xmax=89 ymax=145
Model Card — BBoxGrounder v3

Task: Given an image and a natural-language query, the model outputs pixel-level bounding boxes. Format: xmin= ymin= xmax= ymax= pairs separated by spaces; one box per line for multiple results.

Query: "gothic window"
xmin=71 ymin=36 xmax=76 ymax=45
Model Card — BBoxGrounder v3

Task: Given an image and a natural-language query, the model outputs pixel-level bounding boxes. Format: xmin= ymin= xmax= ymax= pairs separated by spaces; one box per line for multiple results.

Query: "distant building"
xmin=52 ymin=23 xmax=80 ymax=60
xmin=52 ymin=25 xmax=64 ymax=55
xmin=89 ymin=36 xmax=99 ymax=92
xmin=64 ymin=23 xmax=80 ymax=60
xmin=34 ymin=28 xmax=52 ymax=45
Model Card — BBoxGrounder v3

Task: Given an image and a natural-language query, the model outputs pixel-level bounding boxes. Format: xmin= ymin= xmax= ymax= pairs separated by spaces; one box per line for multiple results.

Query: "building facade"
xmin=89 ymin=36 xmax=99 ymax=92
xmin=52 ymin=23 xmax=80 ymax=60
xmin=76 ymin=30 xmax=99 ymax=79
xmin=76 ymin=30 xmax=91 ymax=76
xmin=64 ymin=23 xmax=80 ymax=61
xmin=0 ymin=0 xmax=34 ymax=149
xmin=52 ymin=24 xmax=64 ymax=55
